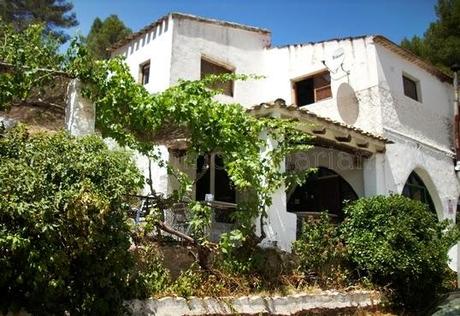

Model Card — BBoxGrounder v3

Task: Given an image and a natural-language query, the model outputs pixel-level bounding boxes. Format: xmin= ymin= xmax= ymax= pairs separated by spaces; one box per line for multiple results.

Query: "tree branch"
xmin=11 ymin=100 xmax=65 ymax=113
xmin=0 ymin=61 xmax=73 ymax=78
xmin=155 ymin=220 xmax=197 ymax=245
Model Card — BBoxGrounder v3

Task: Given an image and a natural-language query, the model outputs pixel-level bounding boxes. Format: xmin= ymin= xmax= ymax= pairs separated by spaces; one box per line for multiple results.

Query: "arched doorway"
xmin=402 ymin=171 xmax=436 ymax=213
xmin=287 ymin=167 xmax=358 ymax=223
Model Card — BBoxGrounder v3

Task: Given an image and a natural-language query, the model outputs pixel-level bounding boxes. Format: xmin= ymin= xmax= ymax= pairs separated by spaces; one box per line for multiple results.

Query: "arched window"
xmin=402 ymin=171 xmax=435 ymax=212
xmin=287 ymin=167 xmax=358 ymax=221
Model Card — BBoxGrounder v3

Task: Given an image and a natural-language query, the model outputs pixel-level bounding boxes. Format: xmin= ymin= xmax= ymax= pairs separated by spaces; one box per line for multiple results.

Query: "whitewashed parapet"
xmin=127 ymin=290 xmax=381 ymax=316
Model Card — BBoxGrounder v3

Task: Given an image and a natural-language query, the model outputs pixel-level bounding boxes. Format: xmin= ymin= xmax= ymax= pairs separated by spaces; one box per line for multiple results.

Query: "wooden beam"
xmin=311 ymin=127 xmax=326 ymax=134
xmin=356 ymin=140 xmax=369 ymax=148
xmin=312 ymin=137 xmax=373 ymax=158
xmin=335 ymin=134 xmax=352 ymax=142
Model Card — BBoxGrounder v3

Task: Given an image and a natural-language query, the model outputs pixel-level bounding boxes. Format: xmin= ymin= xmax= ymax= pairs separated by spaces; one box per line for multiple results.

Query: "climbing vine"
xmin=0 ymin=22 xmax=313 ymax=262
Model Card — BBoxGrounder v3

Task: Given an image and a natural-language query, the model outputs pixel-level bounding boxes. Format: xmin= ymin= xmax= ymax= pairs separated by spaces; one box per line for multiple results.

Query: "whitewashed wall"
xmin=113 ymin=13 xmax=459 ymax=246
xmin=375 ymin=45 xmax=459 ymax=220
xmin=112 ymin=16 xmax=174 ymax=94
xmin=262 ymin=37 xmax=383 ymax=135
xmin=376 ymin=45 xmax=453 ymax=150
xmin=170 ymin=16 xmax=270 ymax=106
xmin=111 ymin=17 xmax=174 ymax=195
xmin=288 ymin=148 xmax=365 ymax=198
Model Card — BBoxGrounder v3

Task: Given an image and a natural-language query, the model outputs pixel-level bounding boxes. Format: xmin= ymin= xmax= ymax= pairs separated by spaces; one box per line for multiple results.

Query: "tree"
xmin=401 ymin=0 xmax=460 ymax=73
xmin=86 ymin=15 xmax=132 ymax=60
xmin=0 ymin=22 xmax=65 ymax=111
xmin=0 ymin=0 xmax=78 ymax=43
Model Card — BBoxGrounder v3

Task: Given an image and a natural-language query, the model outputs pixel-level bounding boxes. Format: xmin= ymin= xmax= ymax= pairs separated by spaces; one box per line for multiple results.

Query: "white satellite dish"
xmin=336 ymin=83 xmax=359 ymax=125
xmin=323 ymin=47 xmax=346 ymax=74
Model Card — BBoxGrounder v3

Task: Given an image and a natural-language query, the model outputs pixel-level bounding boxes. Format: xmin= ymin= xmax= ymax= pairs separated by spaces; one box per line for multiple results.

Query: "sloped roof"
xmin=248 ymin=98 xmax=390 ymax=156
xmin=249 ymin=98 xmax=389 ymax=143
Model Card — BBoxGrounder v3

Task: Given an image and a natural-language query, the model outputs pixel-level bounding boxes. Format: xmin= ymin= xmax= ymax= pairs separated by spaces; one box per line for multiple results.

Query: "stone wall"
xmin=127 ymin=290 xmax=381 ymax=316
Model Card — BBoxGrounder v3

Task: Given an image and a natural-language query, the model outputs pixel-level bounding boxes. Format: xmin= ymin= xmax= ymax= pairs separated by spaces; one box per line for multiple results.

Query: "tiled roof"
xmin=249 ymin=98 xmax=390 ymax=143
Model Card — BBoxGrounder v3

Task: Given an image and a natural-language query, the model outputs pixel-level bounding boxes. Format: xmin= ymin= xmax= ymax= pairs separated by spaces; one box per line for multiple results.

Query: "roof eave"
xmin=248 ymin=99 xmax=390 ymax=156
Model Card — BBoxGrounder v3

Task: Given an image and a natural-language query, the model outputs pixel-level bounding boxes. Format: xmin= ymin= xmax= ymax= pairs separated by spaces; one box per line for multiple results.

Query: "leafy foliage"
xmin=0 ymin=21 xmax=313 ymax=267
xmin=86 ymin=15 xmax=132 ymax=60
xmin=164 ymin=264 xmax=203 ymax=297
xmin=0 ymin=0 xmax=78 ymax=43
xmin=68 ymin=42 xmax=313 ymax=256
xmin=341 ymin=195 xmax=459 ymax=310
xmin=129 ymin=244 xmax=171 ymax=297
xmin=0 ymin=126 xmax=143 ymax=315
xmin=401 ymin=0 xmax=460 ymax=73
xmin=293 ymin=213 xmax=350 ymax=287
xmin=0 ymin=22 xmax=66 ymax=111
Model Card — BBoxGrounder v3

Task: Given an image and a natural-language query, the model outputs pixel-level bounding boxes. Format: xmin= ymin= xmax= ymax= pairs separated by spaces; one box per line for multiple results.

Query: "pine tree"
xmin=401 ymin=0 xmax=460 ymax=73
xmin=0 ymin=0 xmax=78 ymax=42
xmin=86 ymin=15 xmax=132 ymax=60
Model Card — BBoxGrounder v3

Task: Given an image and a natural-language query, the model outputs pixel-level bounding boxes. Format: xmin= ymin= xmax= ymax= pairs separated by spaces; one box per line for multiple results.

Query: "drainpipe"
xmin=452 ymin=64 xmax=460 ymax=171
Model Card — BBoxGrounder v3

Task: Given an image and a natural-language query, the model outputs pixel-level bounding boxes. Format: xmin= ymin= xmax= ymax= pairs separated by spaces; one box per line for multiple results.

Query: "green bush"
xmin=0 ymin=126 xmax=144 ymax=315
xmin=293 ymin=213 xmax=350 ymax=287
xmin=341 ymin=195 xmax=459 ymax=310
xmin=129 ymin=243 xmax=171 ymax=297
xmin=164 ymin=264 xmax=202 ymax=297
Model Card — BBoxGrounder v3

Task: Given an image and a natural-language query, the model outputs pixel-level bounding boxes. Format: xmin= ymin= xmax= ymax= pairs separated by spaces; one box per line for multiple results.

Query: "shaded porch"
xmin=249 ymin=98 xmax=391 ymax=244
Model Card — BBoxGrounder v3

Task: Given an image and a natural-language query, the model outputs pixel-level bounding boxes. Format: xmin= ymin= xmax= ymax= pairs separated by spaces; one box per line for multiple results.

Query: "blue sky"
xmin=69 ymin=0 xmax=437 ymax=46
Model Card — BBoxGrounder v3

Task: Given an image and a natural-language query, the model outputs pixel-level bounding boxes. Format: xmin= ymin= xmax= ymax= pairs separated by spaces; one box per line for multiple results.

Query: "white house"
xmin=109 ymin=12 xmax=460 ymax=251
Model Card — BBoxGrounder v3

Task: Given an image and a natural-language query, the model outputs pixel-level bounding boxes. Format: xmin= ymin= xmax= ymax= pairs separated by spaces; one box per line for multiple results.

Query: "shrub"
xmin=0 ymin=126 xmax=144 ymax=315
xmin=341 ymin=195 xmax=459 ymax=310
xmin=164 ymin=264 xmax=202 ymax=297
xmin=292 ymin=213 xmax=350 ymax=287
xmin=129 ymin=244 xmax=171 ymax=297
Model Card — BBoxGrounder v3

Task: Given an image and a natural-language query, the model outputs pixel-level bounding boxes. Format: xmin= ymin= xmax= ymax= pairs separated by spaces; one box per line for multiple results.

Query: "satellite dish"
xmin=336 ymin=83 xmax=359 ymax=125
xmin=323 ymin=47 xmax=345 ymax=74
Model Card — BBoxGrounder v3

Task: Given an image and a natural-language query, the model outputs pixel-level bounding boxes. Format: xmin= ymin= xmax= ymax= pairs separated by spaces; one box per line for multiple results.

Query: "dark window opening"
xmin=287 ymin=167 xmax=358 ymax=221
xmin=403 ymin=75 xmax=419 ymax=101
xmin=195 ymin=155 xmax=235 ymax=204
xmin=140 ymin=61 xmax=150 ymax=85
xmin=214 ymin=156 xmax=236 ymax=203
xmin=294 ymin=72 xmax=332 ymax=106
xmin=195 ymin=155 xmax=210 ymax=202
xmin=402 ymin=171 xmax=435 ymax=213
xmin=201 ymin=58 xmax=234 ymax=96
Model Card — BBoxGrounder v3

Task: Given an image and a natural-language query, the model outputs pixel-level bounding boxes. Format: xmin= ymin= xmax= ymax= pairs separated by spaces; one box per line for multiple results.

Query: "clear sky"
xmin=69 ymin=0 xmax=438 ymax=46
